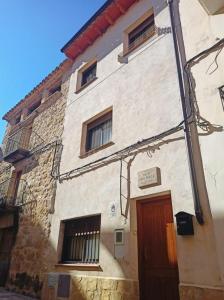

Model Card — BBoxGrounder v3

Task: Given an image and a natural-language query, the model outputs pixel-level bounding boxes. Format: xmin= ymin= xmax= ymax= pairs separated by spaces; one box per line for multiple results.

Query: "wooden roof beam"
xmin=90 ymin=23 xmax=104 ymax=36
xmin=104 ymin=13 xmax=114 ymax=25
xmin=114 ymin=1 xmax=126 ymax=14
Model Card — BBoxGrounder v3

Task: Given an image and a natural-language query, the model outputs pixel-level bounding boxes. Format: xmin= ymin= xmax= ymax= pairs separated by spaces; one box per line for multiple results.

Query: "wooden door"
xmin=137 ymin=195 xmax=179 ymax=300
xmin=0 ymin=228 xmax=15 ymax=286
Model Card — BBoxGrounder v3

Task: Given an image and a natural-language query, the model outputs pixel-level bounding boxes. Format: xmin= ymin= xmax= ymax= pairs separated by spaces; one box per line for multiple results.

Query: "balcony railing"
xmin=0 ymin=178 xmax=26 ymax=210
xmin=3 ymin=127 xmax=31 ymax=163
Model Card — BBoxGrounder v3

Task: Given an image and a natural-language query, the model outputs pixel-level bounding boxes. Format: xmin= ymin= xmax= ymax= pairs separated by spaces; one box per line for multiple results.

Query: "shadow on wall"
xmin=6 ymin=201 xmax=57 ymax=298
xmin=6 ymin=200 xmax=137 ymax=299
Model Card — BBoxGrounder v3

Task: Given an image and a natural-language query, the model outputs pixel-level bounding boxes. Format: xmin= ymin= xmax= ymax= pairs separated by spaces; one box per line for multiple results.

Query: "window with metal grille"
xmin=81 ymin=62 xmax=97 ymax=87
xmin=219 ymin=85 xmax=224 ymax=110
xmin=62 ymin=215 xmax=101 ymax=264
xmin=128 ymin=14 xmax=155 ymax=52
xmin=86 ymin=111 xmax=112 ymax=151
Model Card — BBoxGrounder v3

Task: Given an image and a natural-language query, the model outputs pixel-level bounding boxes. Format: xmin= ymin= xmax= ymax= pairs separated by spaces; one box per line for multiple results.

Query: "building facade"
xmin=0 ymin=0 xmax=223 ymax=300
xmin=0 ymin=59 xmax=72 ymax=298
xmin=41 ymin=1 xmax=223 ymax=300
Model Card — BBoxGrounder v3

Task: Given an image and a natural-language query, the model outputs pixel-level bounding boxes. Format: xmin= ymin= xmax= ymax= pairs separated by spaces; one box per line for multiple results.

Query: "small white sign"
xmin=138 ymin=167 xmax=161 ymax=189
xmin=110 ymin=203 xmax=117 ymax=217
xmin=48 ymin=273 xmax=58 ymax=288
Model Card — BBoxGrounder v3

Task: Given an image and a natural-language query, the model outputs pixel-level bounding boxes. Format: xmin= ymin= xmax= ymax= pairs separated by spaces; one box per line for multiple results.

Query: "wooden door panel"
xmin=137 ymin=195 xmax=179 ymax=300
xmin=0 ymin=228 xmax=15 ymax=286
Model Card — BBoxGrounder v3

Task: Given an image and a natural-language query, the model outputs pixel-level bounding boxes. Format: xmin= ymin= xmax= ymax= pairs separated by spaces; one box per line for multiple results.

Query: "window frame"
xmin=80 ymin=107 xmax=113 ymax=158
xmin=60 ymin=214 xmax=101 ymax=265
xmin=123 ymin=9 xmax=155 ymax=56
xmin=76 ymin=59 xmax=98 ymax=93
xmin=28 ymin=100 xmax=41 ymax=115
xmin=14 ymin=115 xmax=21 ymax=125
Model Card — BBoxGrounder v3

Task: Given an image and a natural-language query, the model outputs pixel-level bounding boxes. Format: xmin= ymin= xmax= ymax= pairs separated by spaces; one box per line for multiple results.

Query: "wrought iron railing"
xmin=0 ymin=178 xmax=26 ymax=209
xmin=3 ymin=127 xmax=31 ymax=158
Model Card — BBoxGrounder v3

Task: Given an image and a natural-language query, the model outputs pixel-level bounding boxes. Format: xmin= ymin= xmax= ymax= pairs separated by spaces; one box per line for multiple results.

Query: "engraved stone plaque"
xmin=57 ymin=274 xmax=70 ymax=298
xmin=48 ymin=273 xmax=58 ymax=288
xmin=138 ymin=167 xmax=161 ymax=189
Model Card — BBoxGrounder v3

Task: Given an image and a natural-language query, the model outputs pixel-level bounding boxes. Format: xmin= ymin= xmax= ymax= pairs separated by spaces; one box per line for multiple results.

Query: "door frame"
xmin=135 ymin=192 xmax=179 ymax=299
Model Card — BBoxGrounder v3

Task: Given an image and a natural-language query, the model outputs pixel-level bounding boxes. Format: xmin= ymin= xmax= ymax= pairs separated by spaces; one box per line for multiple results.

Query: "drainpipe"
xmin=167 ymin=0 xmax=204 ymax=224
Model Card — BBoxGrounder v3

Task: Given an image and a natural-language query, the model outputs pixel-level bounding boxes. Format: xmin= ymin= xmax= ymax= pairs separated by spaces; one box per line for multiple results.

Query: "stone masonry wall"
xmin=0 ymin=162 xmax=12 ymax=185
xmin=6 ymin=78 xmax=70 ymax=298
xmin=41 ymin=275 xmax=139 ymax=300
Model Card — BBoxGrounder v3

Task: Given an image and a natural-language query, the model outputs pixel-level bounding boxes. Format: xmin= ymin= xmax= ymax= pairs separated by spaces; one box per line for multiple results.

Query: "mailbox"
xmin=175 ymin=211 xmax=194 ymax=236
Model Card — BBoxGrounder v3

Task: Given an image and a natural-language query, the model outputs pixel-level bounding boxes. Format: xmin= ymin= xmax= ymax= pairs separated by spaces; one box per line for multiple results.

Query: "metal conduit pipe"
xmin=167 ymin=0 xmax=204 ymax=224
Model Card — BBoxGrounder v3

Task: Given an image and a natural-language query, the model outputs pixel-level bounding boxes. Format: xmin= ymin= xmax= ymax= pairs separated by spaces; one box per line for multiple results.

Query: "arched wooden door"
xmin=137 ymin=195 xmax=179 ymax=300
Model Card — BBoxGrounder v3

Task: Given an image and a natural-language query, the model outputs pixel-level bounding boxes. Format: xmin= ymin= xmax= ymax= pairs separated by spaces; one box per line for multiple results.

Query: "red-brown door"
xmin=137 ymin=195 xmax=179 ymax=300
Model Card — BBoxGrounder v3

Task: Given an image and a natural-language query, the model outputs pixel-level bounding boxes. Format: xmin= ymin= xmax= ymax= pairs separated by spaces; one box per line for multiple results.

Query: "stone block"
xmin=101 ymin=290 xmax=111 ymax=300
xmin=179 ymin=285 xmax=224 ymax=300
xmin=110 ymin=291 xmax=123 ymax=300
xmin=87 ymin=278 xmax=98 ymax=291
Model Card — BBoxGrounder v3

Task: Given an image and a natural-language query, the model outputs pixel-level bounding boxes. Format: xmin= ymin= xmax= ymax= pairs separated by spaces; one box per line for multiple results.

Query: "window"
xmin=123 ymin=10 xmax=155 ymax=55
xmin=81 ymin=63 xmax=97 ymax=87
xmin=128 ymin=15 xmax=155 ymax=51
xmin=199 ymin=0 xmax=224 ymax=14
xmin=219 ymin=85 xmax=224 ymax=110
xmin=28 ymin=100 xmax=41 ymax=115
xmin=80 ymin=108 xmax=113 ymax=156
xmin=61 ymin=215 xmax=101 ymax=264
xmin=15 ymin=115 xmax=21 ymax=125
xmin=49 ymin=85 xmax=61 ymax=95
xmin=86 ymin=112 xmax=112 ymax=151
xmin=76 ymin=60 xmax=97 ymax=92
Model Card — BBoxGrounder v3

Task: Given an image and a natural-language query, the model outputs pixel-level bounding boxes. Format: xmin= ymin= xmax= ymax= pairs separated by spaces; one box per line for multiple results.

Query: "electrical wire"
xmin=58 ymin=121 xmax=184 ymax=181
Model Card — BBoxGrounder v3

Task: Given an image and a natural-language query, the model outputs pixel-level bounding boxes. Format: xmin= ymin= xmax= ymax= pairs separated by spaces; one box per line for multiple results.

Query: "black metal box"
xmin=175 ymin=211 xmax=194 ymax=235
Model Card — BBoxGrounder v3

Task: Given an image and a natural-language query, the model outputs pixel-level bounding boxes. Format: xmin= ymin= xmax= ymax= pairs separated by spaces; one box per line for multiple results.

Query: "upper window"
xmin=49 ymin=85 xmax=61 ymax=95
xmin=128 ymin=15 xmax=155 ymax=51
xmin=123 ymin=10 xmax=155 ymax=55
xmin=199 ymin=0 xmax=224 ymax=14
xmin=61 ymin=215 xmax=101 ymax=264
xmin=76 ymin=60 xmax=97 ymax=92
xmin=15 ymin=115 xmax=21 ymax=125
xmin=80 ymin=108 xmax=113 ymax=157
xmin=28 ymin=100 xmax=41 ymax=115
xmin=81 ymin=63 xmax=97 ymax=87
xmin=219 ymin=85 xmax=224 ymax=110
xmin=86 ymin=111 xmax=112 ymax=151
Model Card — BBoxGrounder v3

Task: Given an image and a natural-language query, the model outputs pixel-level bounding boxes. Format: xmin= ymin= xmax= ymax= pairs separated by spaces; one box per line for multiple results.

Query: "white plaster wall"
xmin=179 ymin=0 xmax=224 ymax=288
xmin=50 ymin=0 xmax=222 ymax=289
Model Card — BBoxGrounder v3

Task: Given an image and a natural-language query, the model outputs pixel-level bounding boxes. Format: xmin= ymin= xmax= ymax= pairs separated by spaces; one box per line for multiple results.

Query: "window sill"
xmin=79 ymin=141 xmax=114 ymax=159
xmin=55 ymin=263 xmax=102 ymax=271
xmin=75 ymin=77 xmax=98 ymax=94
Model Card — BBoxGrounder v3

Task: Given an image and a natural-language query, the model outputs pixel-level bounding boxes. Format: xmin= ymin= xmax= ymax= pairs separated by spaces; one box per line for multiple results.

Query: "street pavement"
xmin=0 ymin=289 xmax=37 ymax=300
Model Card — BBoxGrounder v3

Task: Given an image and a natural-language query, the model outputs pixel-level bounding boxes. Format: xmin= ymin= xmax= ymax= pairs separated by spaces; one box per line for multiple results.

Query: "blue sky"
xmin=0 ymin=0 xmax=106 ymax=143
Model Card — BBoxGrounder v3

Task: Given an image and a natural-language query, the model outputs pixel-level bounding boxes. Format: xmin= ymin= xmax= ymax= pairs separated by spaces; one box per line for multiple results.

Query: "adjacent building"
xmin=0 ymin=59 xmax=72 ymax=297
xmin=0 ymin=0 xmax=223 ymax=299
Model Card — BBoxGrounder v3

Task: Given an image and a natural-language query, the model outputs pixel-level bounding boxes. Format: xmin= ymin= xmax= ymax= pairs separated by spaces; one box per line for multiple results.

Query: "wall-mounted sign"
xmin=109 ymin=202 xmax=117 ymax=217
xmin=48 ymin=273 xmax=58 ymax=288
xmin=138 ymin=167 xmax=161 ymax=189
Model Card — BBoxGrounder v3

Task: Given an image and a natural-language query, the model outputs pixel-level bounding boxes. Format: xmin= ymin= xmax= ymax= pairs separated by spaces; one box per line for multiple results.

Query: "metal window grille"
xmin=62 ymin=215 xmax=101 ymax=264
xmin=128 ymin=15 xmax=155 ymax=51
xmin=81 ymin=63 xmax=97 ymax=86
xmin=219 ymin=85 xmax=224 ymax=110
